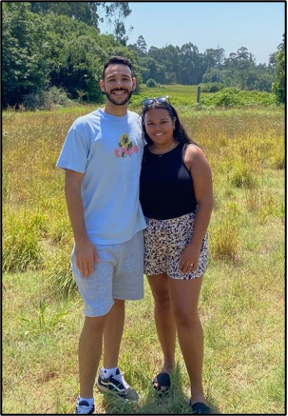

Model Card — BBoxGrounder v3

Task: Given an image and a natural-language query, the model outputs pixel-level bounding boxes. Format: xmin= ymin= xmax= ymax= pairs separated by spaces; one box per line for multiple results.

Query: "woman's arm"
xmin=179 ymin=145 xmax=213 ymax=274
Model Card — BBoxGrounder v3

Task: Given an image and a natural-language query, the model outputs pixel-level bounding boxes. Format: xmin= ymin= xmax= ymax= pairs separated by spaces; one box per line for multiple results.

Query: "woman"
xmin=140 ymin=97 xmax=213 ymax=415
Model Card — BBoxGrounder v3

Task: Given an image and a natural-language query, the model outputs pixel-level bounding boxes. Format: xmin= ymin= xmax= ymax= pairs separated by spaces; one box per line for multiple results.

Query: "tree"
xmin=204 ymin=48 xmax=225 ymax=69
xmin=28 ymin=2 xmax=131 ymax=39
xmin=43 ymin=13 xmax=138 ymax=100
xmin=179 ymin=43 xmax=205 ymax=85
xmin=101 ymin=2 xmax=132 ymax=45
xmin=29 ymin=2 xmax=101 ymax=27
xmin=2 ymin=2 xmax=50 ymax=107
xmin=2 ymin=2 xmax=139 ymax=108
xmin=136 ymin=35 xmax=148 ymax=56
xmin=273 ymin=35 xmax=285 ymax=103
xmin=202 ymin=68 xmax=224 ymax=83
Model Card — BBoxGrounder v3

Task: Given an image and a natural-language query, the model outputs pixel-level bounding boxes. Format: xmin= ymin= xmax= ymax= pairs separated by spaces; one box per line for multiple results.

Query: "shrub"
xmin=271 ymin=150 xmax=285 ymax=170
xmin=22 ymin=87 xmax=71 ymax=110
xmin=45 ymin=249 xmax=76 ymax=297
xmin=211 ymin=209 xmax=240 ymax=261
xmin=3 ymin=209 xmax=45 ymax=272
xmin=229 ymin=160 xmax=258 ymax=189
xmin=146 ymin=79 xmax=158 ymax=88
xmin=198 ymin=82 xmax=224 ymax=92
xmin=201 ymin=88 xmax=277 ymax=107
xmin=214 ymin=88 xmax=244 ymax=107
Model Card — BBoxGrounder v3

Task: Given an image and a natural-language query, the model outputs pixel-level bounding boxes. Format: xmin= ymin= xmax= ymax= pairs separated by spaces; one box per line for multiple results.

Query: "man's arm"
xmin=65 ymin=169 xmax=99 ymax=278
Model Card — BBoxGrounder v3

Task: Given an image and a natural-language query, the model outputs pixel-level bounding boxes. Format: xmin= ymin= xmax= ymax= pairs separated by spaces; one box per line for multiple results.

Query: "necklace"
xmin=152 ymin=141 xmax=176 ymax=157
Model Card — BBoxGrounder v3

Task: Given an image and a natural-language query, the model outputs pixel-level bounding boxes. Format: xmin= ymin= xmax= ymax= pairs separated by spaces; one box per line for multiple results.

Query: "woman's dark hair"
xmin=141 ymin=102 xmax=198 ymax=146
xmin=102 ymin=56 xmax=134 ymax=79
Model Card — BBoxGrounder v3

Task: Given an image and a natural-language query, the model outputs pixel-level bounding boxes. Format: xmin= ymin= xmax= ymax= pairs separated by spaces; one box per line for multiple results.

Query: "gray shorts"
xmin=144 ymin=212 xmax=208 ymax=280
xmin=71 ymin=231 xmax=144 ymax=317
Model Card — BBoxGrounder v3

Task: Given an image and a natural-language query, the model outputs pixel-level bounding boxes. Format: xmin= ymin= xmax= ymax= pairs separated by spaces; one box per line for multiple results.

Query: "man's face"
xmin=100 ymin=64 xmax=136 ymax=106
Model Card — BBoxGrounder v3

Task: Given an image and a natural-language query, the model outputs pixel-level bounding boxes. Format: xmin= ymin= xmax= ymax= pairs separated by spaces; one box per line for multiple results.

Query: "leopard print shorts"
xmin=144 ymin=211 xmax=208 ymax=280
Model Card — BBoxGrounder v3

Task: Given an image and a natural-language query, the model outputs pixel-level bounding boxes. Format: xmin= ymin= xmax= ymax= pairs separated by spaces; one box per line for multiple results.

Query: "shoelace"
xmin=112 ymin=371 xmax=130 ymax=389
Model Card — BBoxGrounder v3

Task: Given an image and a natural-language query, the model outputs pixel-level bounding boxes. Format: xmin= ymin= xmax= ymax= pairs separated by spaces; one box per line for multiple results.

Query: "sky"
xmin=99 ymin=2 xmax=285 ymax=64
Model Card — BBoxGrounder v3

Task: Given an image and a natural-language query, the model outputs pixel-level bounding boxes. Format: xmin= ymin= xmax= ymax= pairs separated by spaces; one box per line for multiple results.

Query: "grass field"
xmin=2 ymin=94 xmax=285 ymax=414
xmin=131 ymin=84 xmax=208 ymax=108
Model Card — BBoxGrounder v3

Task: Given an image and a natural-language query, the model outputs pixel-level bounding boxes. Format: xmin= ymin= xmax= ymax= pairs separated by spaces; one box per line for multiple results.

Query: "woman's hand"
xmin=179 ymin=242 xmax=201 ymax=274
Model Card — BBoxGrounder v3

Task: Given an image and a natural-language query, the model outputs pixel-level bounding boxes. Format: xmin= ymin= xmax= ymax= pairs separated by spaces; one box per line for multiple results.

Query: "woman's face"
xmin=144 ymin=108 xmax=175 ymax=145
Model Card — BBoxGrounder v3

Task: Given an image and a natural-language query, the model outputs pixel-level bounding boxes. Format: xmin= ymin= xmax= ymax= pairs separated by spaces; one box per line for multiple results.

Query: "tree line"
xmin=2 ymin=2 xmax=136 ymax=108
xmin=2 ymin=2 xmax=285 ymax=108
xmin=129 ymin=35 xmax=283 ymax=96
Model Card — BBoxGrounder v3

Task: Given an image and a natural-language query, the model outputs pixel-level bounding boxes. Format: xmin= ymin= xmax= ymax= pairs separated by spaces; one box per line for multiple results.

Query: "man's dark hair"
xmin=102 ymin=56 xmax=134 ymax=80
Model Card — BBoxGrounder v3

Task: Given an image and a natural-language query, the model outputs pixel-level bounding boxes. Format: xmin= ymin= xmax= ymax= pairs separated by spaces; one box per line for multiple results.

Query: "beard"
xmin=103 ymin=89 xmax=133 ymax=106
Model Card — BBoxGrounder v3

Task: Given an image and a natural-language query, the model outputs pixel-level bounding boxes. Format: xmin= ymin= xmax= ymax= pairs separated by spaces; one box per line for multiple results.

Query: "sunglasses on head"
xmin=141 ymin=96 xmax=170 ymax=108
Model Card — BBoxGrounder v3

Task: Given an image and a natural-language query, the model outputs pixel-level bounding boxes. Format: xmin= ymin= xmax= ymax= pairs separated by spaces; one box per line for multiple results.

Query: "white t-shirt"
xmin=56 ymin=108 xmax=146 ymax=245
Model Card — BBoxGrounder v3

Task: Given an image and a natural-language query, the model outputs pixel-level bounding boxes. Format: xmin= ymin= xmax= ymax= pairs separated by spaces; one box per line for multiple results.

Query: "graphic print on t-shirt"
xmin=114 ymin=133 xmax=139 ymax=158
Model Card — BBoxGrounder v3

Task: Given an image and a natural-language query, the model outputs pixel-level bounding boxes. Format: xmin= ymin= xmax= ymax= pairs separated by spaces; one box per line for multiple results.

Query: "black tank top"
xmin=140 ymin=142 xmax=197 ymax=220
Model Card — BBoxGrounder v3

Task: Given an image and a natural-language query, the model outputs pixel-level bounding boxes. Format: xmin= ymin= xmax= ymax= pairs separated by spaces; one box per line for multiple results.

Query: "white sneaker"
xmin=75 ymin=399 xmax=95 ymax=414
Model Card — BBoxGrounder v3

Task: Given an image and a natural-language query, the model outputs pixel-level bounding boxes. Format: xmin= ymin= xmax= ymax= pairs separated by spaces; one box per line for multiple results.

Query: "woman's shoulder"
xmin=184 ymin=143 xmax=206 ymax=159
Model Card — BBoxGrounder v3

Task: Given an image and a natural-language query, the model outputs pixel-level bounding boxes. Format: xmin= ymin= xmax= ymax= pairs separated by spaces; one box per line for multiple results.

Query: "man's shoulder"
xmin=71 ymin=109 xmax=101 ymax=129
xmin=127 ymin=110 xmax=141 ymax=120
xmin=127 ymin=110 xmax=141 ymax=128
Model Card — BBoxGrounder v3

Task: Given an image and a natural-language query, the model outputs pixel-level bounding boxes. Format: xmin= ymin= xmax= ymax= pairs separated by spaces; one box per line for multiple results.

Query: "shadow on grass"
xmin=101 ymin=364 xmax=221 ymax=414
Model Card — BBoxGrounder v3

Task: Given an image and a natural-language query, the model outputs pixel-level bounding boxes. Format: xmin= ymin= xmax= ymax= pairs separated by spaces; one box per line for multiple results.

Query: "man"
xmin=56 ymin=56 xmax=146 ymax=415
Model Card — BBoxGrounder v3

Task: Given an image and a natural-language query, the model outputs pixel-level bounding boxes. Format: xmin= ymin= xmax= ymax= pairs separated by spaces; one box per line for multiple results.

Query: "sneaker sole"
xmin=96 ymin=382 xmax=139 ymax=402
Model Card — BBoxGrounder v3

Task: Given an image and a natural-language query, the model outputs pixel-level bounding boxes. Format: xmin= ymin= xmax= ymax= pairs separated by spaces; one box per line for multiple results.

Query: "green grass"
xmin=130 ymin=84 xmax=208 ymax=109
xmin=130 ymin=84 xmax=278 ymax=110
xmin=138 ymin=83 xmax=199 ymax=97
xmin=2 ymin=104 xmax=285 ymax=414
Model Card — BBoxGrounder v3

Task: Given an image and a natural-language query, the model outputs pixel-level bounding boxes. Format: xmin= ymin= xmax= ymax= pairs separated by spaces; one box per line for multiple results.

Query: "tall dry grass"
xmin=2 ymin=104 xmax=285 ymax=414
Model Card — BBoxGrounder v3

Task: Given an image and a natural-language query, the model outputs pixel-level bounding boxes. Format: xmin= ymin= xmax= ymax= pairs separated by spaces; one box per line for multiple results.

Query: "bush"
xmin=201 ymin=88 xmax=277 ymax=107
xmin=146 ymin=79 xmax=158 ymax=88
xmin=199 ymin=82 xmax=224 ymax=92
xmin=22 ymin=87 xmax=71 ymax=110
xmin=211 ymin=207 xmax=240 ymax=261
xmin=45 ymin=249 xmax=76 ymax=297
xmin=229 ymin=160 xmax=258 ymax=189
xmin=3 ymin=209 xmax=46 ymax=272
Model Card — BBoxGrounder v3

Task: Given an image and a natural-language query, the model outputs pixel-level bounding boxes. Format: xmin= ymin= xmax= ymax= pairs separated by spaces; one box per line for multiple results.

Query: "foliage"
xmin=29 ymin=2 xmax=132 ymax=45
xmin=28 ymin=2 xmax=131 ymax=36
xmin=200 ymin=88 xmax=277 ymax=107
xmin=211 ymin=209 xmax=240 ymax=261
xmin=198 ymin=82 xmax=224 ymax=92
xmin=2 ymin=3 xmax=51 ymax=108
xmin=272 ymin=35 xmax=285 ymax=103
xmin=2 ymin=2 xmax=282 ymax=108
xmin=22 ymin=87 xmax=71 ymax=110
xmin=45 ymin=250 xmax=77 ymax=297
xmin=129 ymin=41 xmax=277 ymax=92
xmin=3 ymin=209 xmax=45 ymax=272
xmin=138 ymin=56 xmax=171 ymax=84
xmin=146 ymin=78 xmax=158 ymax=88
xmin=18 ymin=300 xmax=67 ymax=337
xmin=229 ymin=159 xmax=258 ymax=188
xmin=103 ymin=2 xmax=132 ymax=45
xmin=2 ymin=2 xmax=136 ymax=108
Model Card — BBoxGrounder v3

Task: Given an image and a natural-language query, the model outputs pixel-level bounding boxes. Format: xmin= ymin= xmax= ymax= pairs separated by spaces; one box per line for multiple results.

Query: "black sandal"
xmin=152 ymin=372 xmax=171 ymax=395
xmin=191 ymin=401 xmax=212 ymax=414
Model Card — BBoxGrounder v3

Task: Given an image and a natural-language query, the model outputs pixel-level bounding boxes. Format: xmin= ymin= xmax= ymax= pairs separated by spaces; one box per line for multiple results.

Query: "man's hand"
xmin=65 ymin=169 xmax=100 ymax=278
xmin=75 ymin=239 xmax=100 ymax=278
